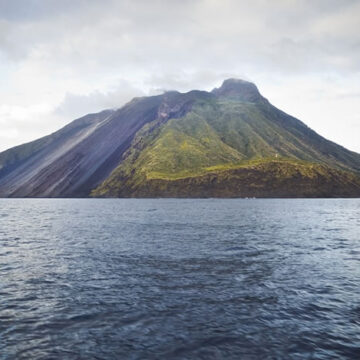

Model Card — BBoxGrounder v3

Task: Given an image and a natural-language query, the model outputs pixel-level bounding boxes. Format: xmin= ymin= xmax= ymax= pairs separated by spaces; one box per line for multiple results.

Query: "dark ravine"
xmin=1 ymin=78 xmax=360 ymax=198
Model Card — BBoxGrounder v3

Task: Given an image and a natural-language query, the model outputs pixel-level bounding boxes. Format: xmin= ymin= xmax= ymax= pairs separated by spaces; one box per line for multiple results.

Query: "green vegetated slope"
xmin=92 ymin=96 xmax=360 ymax=198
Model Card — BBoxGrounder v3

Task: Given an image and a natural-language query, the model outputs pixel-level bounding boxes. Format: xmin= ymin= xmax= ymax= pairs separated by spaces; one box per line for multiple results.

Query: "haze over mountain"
xmin=1 ymin=79 xmax=360 ymax=198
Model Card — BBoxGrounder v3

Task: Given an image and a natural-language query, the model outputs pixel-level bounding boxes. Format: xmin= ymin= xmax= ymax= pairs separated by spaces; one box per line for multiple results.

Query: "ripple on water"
xmin=0 ymin=198 xmax=360 ymax=359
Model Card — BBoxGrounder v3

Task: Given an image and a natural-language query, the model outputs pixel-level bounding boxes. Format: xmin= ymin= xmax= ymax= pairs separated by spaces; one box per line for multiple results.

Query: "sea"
xmin=0 ymin=198 xmax=359 ymax=359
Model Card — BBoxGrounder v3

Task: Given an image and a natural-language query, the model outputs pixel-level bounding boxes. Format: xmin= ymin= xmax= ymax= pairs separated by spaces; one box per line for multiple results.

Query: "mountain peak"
xmin=212 ymin=78 xmax=263 ymax=102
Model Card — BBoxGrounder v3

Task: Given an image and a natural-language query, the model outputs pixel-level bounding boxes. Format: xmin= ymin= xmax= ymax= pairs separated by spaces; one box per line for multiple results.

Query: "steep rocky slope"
xmin=0 ymin=92 xmax=196 ymax=197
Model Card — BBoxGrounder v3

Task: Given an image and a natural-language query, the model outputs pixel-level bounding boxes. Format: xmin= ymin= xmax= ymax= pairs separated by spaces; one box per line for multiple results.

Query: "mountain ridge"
xmin=1 ymin=79 xmax=360 ymax=198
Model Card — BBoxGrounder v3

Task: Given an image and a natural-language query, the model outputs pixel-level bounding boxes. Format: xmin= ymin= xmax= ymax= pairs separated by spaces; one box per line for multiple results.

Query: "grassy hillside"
xmin=93 ymin=158 xmax=360 ymax=198
xmin=92 ymin=97 xmax=360 ymax=198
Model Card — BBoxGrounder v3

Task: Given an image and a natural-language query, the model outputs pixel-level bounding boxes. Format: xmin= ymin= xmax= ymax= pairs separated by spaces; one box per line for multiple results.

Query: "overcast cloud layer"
xmin=1 ymin=0 xmax=360 ymax=152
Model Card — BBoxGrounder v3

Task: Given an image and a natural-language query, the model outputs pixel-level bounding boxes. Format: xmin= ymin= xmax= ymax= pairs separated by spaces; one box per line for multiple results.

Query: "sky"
xmin=1 ymin=0 xmax=360 ymax=152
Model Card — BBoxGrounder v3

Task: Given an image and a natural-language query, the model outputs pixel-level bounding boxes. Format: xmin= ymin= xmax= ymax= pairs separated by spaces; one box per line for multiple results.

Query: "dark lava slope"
xmin=0 ymin=92 xmax=197 ymax=197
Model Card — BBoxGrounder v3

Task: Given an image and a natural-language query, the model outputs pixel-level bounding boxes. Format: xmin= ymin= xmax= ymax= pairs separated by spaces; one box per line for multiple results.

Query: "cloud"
xmin=0 ymin=0 xmax=360 ymax=152
xmin=55 ymin=79 xmax=144 ymax=118
xmin=2 ymin=0 xmax=360 ymax=73
xmin=0 ymin=103 xmax=63 ymax=151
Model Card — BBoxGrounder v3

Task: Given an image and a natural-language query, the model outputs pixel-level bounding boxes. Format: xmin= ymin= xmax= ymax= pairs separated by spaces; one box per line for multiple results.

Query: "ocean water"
xmin=0 ymin=198 xmax=359 ymax=360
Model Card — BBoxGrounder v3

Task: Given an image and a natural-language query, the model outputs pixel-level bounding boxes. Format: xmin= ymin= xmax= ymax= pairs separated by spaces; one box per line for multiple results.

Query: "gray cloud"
xmin=55 ymin=79 xmax=144 ymax=118
xmin=1 ymin=0 xmax=359 ymax=73
xmin=0 ymin=0 xmax=360 ymax=152
xmin=0 ymin=0 xmax=99 ymax=22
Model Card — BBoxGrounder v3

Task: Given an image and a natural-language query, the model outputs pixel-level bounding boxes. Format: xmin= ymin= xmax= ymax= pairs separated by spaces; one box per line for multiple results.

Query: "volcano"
xmin=1 ymin=79 xmax=360 ymax=198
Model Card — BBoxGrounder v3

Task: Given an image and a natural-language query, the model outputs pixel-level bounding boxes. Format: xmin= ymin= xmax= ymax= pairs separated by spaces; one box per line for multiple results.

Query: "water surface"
xmin=0 ymin=199 xmax=359 ymax=359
